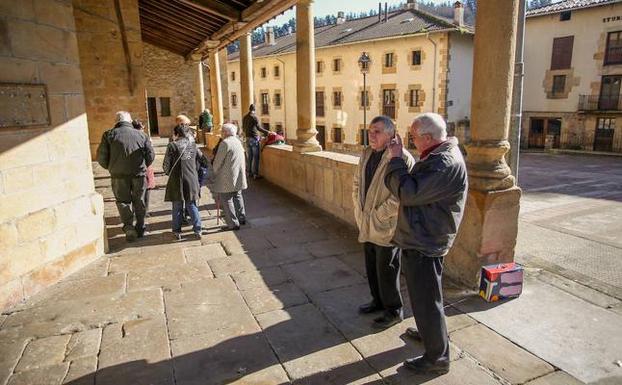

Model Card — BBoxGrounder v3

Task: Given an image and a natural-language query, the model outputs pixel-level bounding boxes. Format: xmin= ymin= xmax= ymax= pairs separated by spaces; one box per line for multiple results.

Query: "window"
xmin=597 ymin=117 xmax=615 ymax=130
xmin=333 ymin=91 xmax=342 ymax=108
xmin=231 ymin=71 xmax=235 ymax=81
xmin=316 ymin=91 xmax=325 ymax=117
xmin=333 ymin=58 xmax=341 ymax=72
xmin=316 ymin=61 xmax=323 ymax=73
xmin=551 ymin=36 xmax=574 ymax=70
xmin=360 ymin=58 xmax=370 ymax=72
xmin=383 ymin=89 xmax=396 ymax=119
xmin=261 ymin=67 xmax=267 ymax=78
xmin=359 ymin=129 xmax=368 ymax=145
xmin=552 ymin=75 xmax=566 ymax=95
xmin=274 ymin=92 xmax=281 ymax=107
xmin=384 ymin=52 xmax=394 ymax=67
xmin=412 ymin=50 xmax=422 ymax=65
xmin=231 ymin=94 xmax=237 ymax=107
xmin=333 ymin=127 xmax=342 ymax=143
xmin=409 ymin=89 xmax=420 ymax=107
xmin=560 ymin=11 xmax=571 ymax=21
xmin=274 ymin=65 xmax=280 ymax=77
xmin=160 ymin=97 xmax=171 ymax=117
xmin=261 ymin=92 xmax=269 ymax=115
xmin=360 ymin=90 xmax=369 ymax=107
xmin=605 ymin=31 xmax=622 ymax=65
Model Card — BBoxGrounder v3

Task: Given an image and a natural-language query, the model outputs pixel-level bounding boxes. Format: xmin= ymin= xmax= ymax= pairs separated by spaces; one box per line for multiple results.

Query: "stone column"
xmin=191 ymin=54 xmax=206 ymax=118
xmin=240 ymin=32 xmax=254 ymax=117
xmin=293 ymin=0 xmax=322 ymax=153
xmin=445 ymin=0 xmax=523 ymax=287
xmin=209 ymin=49 xmax=224 ymax=134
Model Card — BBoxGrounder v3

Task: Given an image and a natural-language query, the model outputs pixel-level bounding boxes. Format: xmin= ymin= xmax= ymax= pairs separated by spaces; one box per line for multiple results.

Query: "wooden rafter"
xmin=180 ymin=0 xmax=241 ymax=21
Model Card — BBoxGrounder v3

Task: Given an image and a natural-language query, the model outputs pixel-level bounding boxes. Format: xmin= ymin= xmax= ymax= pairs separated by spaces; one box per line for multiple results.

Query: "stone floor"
xmin=1 ymin=149 xmax=621 ymax=385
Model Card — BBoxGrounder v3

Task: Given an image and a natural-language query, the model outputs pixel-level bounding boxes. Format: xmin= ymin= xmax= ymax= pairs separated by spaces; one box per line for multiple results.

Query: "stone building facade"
xmin=0 ymin=0 xmax=105 ymax=309
xmin=523 ymin=0 xmax=622 ymax=153
xmin=143 ymin=42 xmax=211 ymax=138
xmin=227 ymin=6 xmax=474 ymax=154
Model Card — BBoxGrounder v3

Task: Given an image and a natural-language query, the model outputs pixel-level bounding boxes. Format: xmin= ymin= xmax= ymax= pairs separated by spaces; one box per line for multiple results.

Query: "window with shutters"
xmin=333 ymin=58 xmax=341 ymax=72
xmin=261 ymin=93 xmax=269 ymax=115
xmin=605 ymin=31 xmax=622 ymax=65
xmin=552 ymin=75 xmax=566 ymax=95
xmin=412 ymin=50 xmax=422 ymax=65
xmin=274 ymin=65 xmax=280 ymax=77
xmin=409 ymin=89 xmax=420 ymax=107
xmin=231 ymin=71 xmax=235 ymax=81
xmin=260 ymin=67 xmax=267 ymax=78
xmin=316 ymin=61 xmax=324 ymax=73
xmin=560 ymin=11 xmax=571 ymax=21
xmin=385 ymin=52 xmax=394 ymax=68
xmin=551 ymin=36 xmax=573 ymax=70
xmin=274 ymin=92 xmax=281 ymax=107
xmin=316 ymin=91 xmax=325 ymax=117
xmin=231 ymin=93 xmax=237 ymax=107
xmin=333 ymin=91 xmax=342 ymax=108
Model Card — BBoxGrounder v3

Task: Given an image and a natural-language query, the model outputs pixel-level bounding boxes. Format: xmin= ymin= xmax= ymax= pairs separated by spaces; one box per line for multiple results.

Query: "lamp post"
xmin=358 ymin=52 xmax=371 ymax=147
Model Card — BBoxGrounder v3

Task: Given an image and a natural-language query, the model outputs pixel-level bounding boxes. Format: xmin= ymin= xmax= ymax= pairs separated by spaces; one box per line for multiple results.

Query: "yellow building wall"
xmin=227 ymin=32 xmax=463 ymax=150
xmin=523 ymin=3 xmax=622 ymax=152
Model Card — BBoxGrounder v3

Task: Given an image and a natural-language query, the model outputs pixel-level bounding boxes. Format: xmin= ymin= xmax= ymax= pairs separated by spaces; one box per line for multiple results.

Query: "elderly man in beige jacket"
xmin=353 ymin=115 xmax=415 ymax=329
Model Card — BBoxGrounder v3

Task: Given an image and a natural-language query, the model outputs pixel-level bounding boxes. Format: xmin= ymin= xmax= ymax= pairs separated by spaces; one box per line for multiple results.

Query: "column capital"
xmin=297 ymin=0 xmax=314 ymax=6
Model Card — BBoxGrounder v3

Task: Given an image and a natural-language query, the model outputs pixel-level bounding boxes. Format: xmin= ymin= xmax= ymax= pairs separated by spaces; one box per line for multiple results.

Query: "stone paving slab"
xmin=240 ymin=282 xmax=309 ymax=315
xmin=256 ymin=304 xmax=370 ymax=381
xmin=182 ymin=243 xmax=227 ymax=262
xmin=450 ymin=324 xmax=554 ymax=384
xmin=108 ymin=250 xmax=186 ymax=273
xmin=171 ymin=332 xmax=288 ymax=385
xmin=15 ymin=334 xmax=71 ymax=373
xmin=337 ymin=251 xmax=367 ymax=278
xmin=126 ymin=263 xmax=213 ymax=291
xmin=62 ymin=356 xmax=96 ymax=385
xmin=7 ymin=363 xmax=69 ymax=385
xmin=1 ymin=289 xmax=164 ymax=339
xmin=283 ymin=257 xmax=365 ymax=294
xmin=207 ymin=254 xmax=260 ymax=277
xmin=525 ymin=370 xmax=585 ymax=385
xmin=454 ymin=275 xmax=622 ymax=383
xmin=536 ymin=270 xmax=621 ymax=309
xmin=22 ymin=274 xmax=126 ymax=307
xmin=62 ymin=258 xmax=109 ymax=282
xmin=231 ymin=266 xmax=290 ymax=291
xmin=64 ymin=329 xmax=101 ymax=361
xmin=304 ymin=238 xmax=361 ymax=258
xmin=383 ymin=356 xmax=502 ymax=385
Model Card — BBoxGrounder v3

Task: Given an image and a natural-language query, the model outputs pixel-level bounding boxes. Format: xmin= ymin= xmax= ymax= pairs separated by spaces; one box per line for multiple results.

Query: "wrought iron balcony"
xmin=578 ymin=95 xmax=622 ymax=111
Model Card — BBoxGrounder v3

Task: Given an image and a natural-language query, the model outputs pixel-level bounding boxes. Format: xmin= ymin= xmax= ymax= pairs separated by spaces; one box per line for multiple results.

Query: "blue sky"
xmin=268 ymin=0 xmax=449 ymax=27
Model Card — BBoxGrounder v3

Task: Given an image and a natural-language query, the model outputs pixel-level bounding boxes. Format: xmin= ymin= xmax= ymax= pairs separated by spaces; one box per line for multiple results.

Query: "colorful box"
xmin=479 ymin=262 xmax=524 ymax=302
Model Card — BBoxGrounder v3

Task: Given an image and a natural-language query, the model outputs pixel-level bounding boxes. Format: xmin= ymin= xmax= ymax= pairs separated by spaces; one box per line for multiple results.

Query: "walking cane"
xmin=216 ymin=198 xmax=221 ymax=225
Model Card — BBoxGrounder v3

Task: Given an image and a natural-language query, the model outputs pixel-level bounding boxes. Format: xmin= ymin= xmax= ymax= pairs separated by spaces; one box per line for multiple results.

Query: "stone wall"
xmin=260 ymin=145 xmax=358 ymax=226
xmin=0 ymin=0 xmax=105 ymax=310
xmin=73 ymin=0 xmax=146 ymax=158
xmin=143 ymin=42 xmax=211 ymax=138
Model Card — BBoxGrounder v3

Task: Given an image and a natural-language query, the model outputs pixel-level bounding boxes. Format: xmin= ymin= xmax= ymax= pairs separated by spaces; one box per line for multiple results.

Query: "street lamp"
xmin=358 ymin=52 xmax=371 ymax=147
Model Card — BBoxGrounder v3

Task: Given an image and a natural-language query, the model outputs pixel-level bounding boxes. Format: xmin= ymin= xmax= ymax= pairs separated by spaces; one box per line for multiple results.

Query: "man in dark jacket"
xmin=385 ymin=112 xmax=467 ymax=375
xmin=242 ymin=104 xmax=269 ymax=179
xmin=97 ymin=111 xmax=155 ymax=241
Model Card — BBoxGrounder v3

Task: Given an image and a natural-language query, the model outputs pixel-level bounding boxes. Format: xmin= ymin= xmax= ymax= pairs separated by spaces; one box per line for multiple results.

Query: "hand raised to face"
xmin=388 ymin=133 xmax=404 ymax=159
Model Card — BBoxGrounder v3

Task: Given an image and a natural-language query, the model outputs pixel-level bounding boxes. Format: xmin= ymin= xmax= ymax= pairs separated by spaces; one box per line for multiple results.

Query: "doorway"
xmin=594 ymin=117 xmax=615 ymax=152
xmin=147 ymin=97 xmax=159 ymax=135
xmin=529 ymin=118 xmax=561 ymax=149
xmin=316 ymin=125 xmax=326 ymax=149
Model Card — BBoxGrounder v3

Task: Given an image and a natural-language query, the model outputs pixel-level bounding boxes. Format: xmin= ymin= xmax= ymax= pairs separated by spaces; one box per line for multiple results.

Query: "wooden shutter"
xmin=551 ymin=36 xmax=573 ymax=70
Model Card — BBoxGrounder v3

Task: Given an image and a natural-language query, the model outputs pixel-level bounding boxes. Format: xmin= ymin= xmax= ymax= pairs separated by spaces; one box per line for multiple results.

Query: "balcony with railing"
xmin=578 ymin=95 xmax=622 ymax=111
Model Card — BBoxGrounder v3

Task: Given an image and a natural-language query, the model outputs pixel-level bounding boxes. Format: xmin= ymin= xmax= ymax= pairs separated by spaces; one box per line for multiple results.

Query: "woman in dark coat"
xmin=163 ymin=124 xmax=208 ymax=240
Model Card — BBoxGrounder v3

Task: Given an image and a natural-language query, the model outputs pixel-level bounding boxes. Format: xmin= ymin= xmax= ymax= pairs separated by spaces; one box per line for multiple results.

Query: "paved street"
xmin=1 ymin=148 xmax=621 ymax=385
xmin=516 ymin=153 xmax=622 ymax=300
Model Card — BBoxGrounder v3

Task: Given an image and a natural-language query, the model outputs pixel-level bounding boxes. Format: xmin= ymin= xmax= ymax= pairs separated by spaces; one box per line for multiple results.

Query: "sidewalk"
xmin=1 ymin=145 xmax=621 ymax=385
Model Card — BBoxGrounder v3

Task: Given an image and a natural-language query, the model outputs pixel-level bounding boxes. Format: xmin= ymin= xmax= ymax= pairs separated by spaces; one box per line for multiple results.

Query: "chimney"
xmin=405 ymin=0 xmax=418 ymax=10
xmin=378 ymin=3 xmax=382 ymax=22
xmin=337 ymin=11 xmax=345 ymax=24
xmin=384 ymin=2 xmax=388 ymax=22
xmin=265 ymin=26 xmax=275 ymax=45
xmin=453 ymin=1 xmax=464 ymax=27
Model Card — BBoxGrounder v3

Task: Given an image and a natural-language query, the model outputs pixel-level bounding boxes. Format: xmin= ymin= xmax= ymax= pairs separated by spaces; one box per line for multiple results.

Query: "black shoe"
xmin=135 ymin=226 xmax=146 ymax=238
xmin=193 ymin=231 xmax=202 ymax=240
xmin=403 ymin=356 xmax=449 ymax=375
xmin=172 ymin=232 xmax=182 ymax=241
xmin=405 ymin=327 xmax=422 ymax=341
xmin=240 ymin=219 xmax=247 ymax=225
xmin=358 ymin=301 xmax=383 ymax=314
xmin=220 ymin=225 xmax=240 ymax=231
xmin=372 ymin=311 xmax=403 ymax=329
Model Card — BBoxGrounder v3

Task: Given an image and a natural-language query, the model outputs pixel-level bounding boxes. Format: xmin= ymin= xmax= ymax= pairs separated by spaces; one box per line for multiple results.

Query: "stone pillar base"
xmin=445 ymin=186 xmax=522 ymax=288
xmin=292 ymin=142 xmax=322 ymax=153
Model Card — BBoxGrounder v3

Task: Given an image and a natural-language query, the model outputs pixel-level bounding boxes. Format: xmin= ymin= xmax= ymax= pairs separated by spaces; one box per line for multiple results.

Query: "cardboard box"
xmin=479 ymin=262 xmax=524 ymax=302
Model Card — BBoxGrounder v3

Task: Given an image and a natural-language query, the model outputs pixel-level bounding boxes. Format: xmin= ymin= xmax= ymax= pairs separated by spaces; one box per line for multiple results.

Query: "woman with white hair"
xmin=212 ymin=123 xmax=248 ymax=231
xmin=163 ymin=124 xmax=208 ymax=240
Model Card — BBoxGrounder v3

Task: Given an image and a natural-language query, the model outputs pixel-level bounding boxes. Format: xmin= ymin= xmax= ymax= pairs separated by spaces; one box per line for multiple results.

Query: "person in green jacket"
xmin=199 ymin=108 xmax=213 ymax=132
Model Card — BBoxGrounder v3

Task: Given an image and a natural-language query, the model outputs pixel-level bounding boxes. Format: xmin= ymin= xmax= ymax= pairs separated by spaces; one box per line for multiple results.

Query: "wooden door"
xmin=147 ymin=97 xmax=159 ymax=135
xmin=529 ymin=118 xmax=545 ymax=148
xmin=316 ymin=125 xmax=326 ymax=148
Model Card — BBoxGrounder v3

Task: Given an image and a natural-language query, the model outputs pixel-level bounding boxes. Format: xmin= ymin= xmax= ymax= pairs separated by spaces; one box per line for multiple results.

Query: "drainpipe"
xmin=276 ymin=56 xmax=286 ymax=136
xmin=509 ymin=0 xmax=526 ymax=183
xmin=427 ymin=33 xmax=438 ymax=112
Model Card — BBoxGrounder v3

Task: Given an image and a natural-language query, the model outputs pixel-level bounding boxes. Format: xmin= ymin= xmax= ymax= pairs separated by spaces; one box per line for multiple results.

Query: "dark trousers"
xmin=220 ymin=191 xmax=246 ymax=228
xmin=111 ymin=176 xmax=147 ymax=232
xmin=402 ymin=249 xmax=449 ymax=362
xmin=364 ymin=242 xmax=403 ymax=313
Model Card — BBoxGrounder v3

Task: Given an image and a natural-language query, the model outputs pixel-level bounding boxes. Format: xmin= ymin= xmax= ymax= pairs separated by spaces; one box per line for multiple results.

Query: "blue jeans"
xmin=172 ymin=200 xmax=201 ymax=234
xmin=247 ymin=137 xmax=260 ymax=177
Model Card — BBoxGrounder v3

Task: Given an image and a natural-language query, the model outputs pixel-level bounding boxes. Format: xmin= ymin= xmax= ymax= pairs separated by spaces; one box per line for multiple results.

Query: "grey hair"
xmin=115 ymin=111 xmax=132 ymax=123
xmin=413 ymin=113 xmax=447 ymax=141
xmin=370 ymin=115 xmax=395 ymax=136
xmin=222 ymin=123 xmax=238 ymax=136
